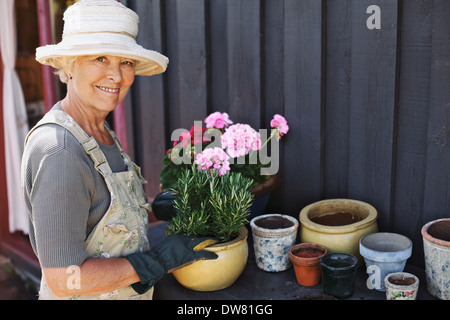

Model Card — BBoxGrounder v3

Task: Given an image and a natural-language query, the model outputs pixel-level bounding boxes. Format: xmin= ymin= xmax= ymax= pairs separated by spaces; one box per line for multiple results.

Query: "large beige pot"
xmin=299 ymin=199 xmax=378 ymax=266
xmin=172 ymin=226 xmax=248 ymax=291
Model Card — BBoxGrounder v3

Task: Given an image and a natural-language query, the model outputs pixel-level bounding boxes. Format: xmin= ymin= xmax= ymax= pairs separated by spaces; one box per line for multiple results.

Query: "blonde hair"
xmin=54 ymin=56 xmax=78 ymax=84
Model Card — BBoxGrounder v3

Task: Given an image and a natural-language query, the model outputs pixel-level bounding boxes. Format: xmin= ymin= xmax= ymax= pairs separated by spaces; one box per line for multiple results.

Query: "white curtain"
xmin=0 ymin=0 xmax=30 ymax=234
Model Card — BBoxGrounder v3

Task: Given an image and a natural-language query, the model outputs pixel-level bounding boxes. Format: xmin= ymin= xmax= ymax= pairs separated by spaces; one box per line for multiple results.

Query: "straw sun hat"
xmin=36 ymin=0 xmax=168 ymax=76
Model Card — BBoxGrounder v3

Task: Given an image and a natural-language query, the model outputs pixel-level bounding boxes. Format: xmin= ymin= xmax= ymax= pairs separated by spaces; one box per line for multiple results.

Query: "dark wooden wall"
xmin=121 ymin=0 xmax=450 ymax=267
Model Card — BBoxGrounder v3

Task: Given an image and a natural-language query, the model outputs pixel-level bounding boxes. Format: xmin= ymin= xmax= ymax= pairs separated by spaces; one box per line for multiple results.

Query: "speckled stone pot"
xmin=250 ymin=214 xmax=299 ymax=272
xmin=421 ymin=218 xmax=450 ymax=300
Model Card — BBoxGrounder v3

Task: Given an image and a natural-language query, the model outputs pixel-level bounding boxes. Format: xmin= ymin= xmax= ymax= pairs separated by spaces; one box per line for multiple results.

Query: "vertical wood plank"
xmin=127 ymin=0 xmax=167 ymax=196
xmin=209 ymin=0 xmax=229 ymax=114
xmin=422 ymin=1 xmax=450 ymax=222
xmin=224 ymin=0 xmax=262 ymax=129
xmin=283 ymin=0 xmax=324 ymax=214
xmin=264 ymin=0 xmax=284 ymax=125
xmin=323 ymin=0 xmax=352 ymax=198
xmin=393 ymin=0 xmax=432 ymax=266
xmin=165 ymin=0 xmax=207 ymax=134
xmin=347 ymin=0 xmax=399 ymax=230
xmin=36 ymin=0 xmax=57 ymax=112
xmin=263 ymin=0 xmax=285 ymax=212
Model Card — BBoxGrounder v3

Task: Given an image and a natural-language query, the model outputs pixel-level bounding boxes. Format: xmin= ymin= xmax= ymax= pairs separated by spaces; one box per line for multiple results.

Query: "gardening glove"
xmin=151 ymin=191 xmax=178 ymax=221
xmin=125 ymin=234 xmax=218 ymax=294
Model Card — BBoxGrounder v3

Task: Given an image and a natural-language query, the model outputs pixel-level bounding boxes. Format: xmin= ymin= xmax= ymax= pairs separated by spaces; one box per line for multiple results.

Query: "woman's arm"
xmin=43 ymin=257 xmax=140 ymax=297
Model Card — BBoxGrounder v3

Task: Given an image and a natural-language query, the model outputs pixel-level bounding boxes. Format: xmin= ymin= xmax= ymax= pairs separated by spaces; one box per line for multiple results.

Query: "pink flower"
xmin=195 ymin=147 xmax=230 ymax=176
xmin=221 ymin=124 xmax=261 ymax=158
xmin=270 ymin=114 xmax=289 ymax=139
xmin=178 ymin=131 xmax=192 ymax=147
xmin=188 ymin=125 xmax=210 ymax=145
xmin=204 ymin=112 xmax=233 ymax=129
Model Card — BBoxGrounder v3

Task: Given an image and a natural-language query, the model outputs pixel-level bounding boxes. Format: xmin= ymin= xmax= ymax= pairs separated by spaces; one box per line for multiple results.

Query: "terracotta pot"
xmin=289 ymin=243 xmax=327 ymax=286
xmin=421 ymin=218 xmax=450 ymax=300
xmin=384 ymin=272 xmax=419 ymax=300
xmin=250 ymin=214 xmax=299 ymax=272
xmin=172 ymin=226 xmax=248 ymax=291
xmin=299 ymin=199 xmax=378 ymax=266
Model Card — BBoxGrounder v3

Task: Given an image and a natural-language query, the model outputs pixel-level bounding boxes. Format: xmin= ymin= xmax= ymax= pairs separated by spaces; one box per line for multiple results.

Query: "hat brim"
xmin=36 ymin=37 xmax=168 ymax=76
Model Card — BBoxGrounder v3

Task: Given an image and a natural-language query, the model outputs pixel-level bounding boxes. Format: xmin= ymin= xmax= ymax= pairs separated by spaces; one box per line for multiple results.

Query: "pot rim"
xmin=250 ymin=213 xmax=299 ymax=233
xmin=319 ymin=252 xmax=358 ymax=270
xmin=359 ymin=232 xmax=412 ymax=262
xmin=384 ymin=272 xmax=419 ymax=289
xmin=289 ymin=243 xmax=327 ymax=265
xmin=421 ymin=218 xmax=450 ymax=247
xmin=204 ymin=226 xmax=248 ymax=253
xmin=299 ymin=199 xmax=378 ymax=234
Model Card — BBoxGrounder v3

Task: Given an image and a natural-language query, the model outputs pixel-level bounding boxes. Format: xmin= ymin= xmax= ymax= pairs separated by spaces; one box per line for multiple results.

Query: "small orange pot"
xmin=289 ymin=243 xmax=327 ymax=286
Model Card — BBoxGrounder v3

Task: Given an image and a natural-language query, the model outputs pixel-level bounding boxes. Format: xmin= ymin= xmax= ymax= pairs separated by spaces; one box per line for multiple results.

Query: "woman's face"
xmin=66 ymin=55 xmax=136 ymax=114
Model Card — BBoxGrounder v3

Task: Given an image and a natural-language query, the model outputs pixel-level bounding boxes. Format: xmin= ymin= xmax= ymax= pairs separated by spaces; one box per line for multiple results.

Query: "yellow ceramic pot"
xmin=299 ymin=199 xmax=378 ymax=266
xmin=172 ymin=226 xmax=249 ymax=291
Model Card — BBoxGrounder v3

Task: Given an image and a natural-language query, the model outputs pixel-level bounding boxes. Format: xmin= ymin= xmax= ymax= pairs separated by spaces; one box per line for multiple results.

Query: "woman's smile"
xmin=96 ymin=85 xmax=120 ymax=95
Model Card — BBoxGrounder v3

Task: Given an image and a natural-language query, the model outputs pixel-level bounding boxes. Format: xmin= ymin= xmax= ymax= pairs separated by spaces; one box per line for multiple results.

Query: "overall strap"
xmin=26 ymin=109 xmax=113 ymax=175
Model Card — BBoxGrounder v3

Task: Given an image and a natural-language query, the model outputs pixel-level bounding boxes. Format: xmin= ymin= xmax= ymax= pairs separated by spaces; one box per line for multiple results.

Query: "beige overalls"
xmin=27 ymin=109 xmax=153 ymax=300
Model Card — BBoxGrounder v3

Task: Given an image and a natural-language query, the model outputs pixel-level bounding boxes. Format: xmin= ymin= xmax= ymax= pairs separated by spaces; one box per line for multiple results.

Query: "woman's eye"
xmin=122 ymin=60 xmax=134 ymax=66
xmin=97 ymin=57 xmax=106 ymax=62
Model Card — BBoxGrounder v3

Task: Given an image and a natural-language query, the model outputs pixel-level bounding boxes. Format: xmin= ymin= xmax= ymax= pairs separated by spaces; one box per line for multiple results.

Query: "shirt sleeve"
xmin=30 ymin=148 xmax=92 ymax=268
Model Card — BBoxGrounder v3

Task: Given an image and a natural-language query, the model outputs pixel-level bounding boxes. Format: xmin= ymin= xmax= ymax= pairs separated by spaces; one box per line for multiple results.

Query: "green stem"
xmin=249 ymin=128 xmax=279 ymax=159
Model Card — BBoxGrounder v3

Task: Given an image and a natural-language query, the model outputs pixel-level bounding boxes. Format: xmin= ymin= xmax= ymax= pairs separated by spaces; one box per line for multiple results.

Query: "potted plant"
xmin=160 ymin=112 xmax=288 ymax=217
xmin=160 ymin=113 xmax=289 ymax=291
xmin=167 ymin=166 xmax=254 ymax=291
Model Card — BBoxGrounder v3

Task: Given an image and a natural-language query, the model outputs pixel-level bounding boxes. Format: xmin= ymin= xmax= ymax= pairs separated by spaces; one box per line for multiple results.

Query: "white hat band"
xmin=63 ymin=31 xmax=137 ymax=41
xmin=63 ymin=11 xmax=138 ymax=38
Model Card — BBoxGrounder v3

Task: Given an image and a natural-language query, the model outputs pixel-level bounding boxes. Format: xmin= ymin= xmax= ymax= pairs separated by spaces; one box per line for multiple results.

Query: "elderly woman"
xmin=21 ymin=0 xmax=216 ymax=300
